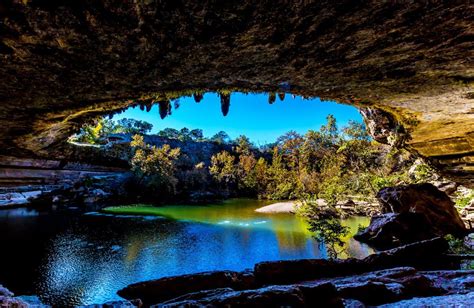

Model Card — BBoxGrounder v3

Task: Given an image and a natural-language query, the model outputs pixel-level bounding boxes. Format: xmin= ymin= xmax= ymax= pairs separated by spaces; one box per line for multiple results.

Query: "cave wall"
xmin=0 ymin=0 xmax=472 ymax=185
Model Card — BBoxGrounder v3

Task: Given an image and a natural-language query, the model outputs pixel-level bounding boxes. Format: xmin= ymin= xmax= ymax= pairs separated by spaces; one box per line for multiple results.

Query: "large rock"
xmin=354 ymin=212 xmax=438 ymax=249
xmin=150 ymin=266 xmax=473 ymax=307
xmin=355 ymin=183 xmax=466 ymax=249
xmin=378 ymin=183 xmax=466 ymax=233
xmin=117 ymin=238 xmax=464 ymax=307
xmin=154 ymin=283 xmax=343 ymax=308
xmin=253 ymin=238 xmax=449 ymax=285
xmin=117 ymin=270 xmax=256 ymax=307
xmin=362 ymin=237 xmax=451 ymax=270
xmin=0 ymin=2 xmax=473 ymax=186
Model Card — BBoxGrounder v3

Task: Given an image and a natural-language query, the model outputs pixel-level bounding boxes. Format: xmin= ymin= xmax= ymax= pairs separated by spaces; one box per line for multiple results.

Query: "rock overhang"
xmin=0 ymin=1 xmax=472 ymax=185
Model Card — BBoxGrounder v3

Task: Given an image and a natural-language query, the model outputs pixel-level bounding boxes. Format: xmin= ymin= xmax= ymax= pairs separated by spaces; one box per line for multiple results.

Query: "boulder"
xmin=150 ymin=266 xmax=470 ymax=307
xmin=354 ymin=212 xmax=438 ymax=249
xmin=363 ymin=237 xmax=453 ymax=270
xmin=337 ymin=281 xmax=401 ymax=305
xmin=356 ymin=183 xmax=466 ymax=249
xmin=378 ymin=183 xmax=466 ymax=235
xmin=117 ymin=270 xmax=256 ymax=307
xmin=154 ymin=283 xmax=343 ymax=308
xmin=254 ymin=258 xmax=366 ymax=285
xmin=254 ymin=238 xmax=450 ymax=285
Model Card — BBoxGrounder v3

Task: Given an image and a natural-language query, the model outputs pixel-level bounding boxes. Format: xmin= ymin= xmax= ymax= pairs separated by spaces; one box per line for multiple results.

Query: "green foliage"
xmin=445 ymin=234 xmax=472 ymax=254
xmin=211 ymin=131 xmax=231 ymax=144
xmin=83 ymin=111 xmax=425 ymax=211
xmin=189 ymin=129 xmax=204 ymax=141
xmin=116 ymin=118 xmax=153 ymax=135
xmin=130 ymin=135 xmax=181 ymax=195
xmin=158 ymin=128 xmax=180 ymax=139
xmin=455 ymin=190 xmax=474 ymax=209
xmin=412 ymin=163 xmax=435 ymax=183
xmin=205 ymin=114 xmax=417 ymax=203
xmin=298 ymin=199 xmax=349 ymax=259
xmin=70 ymin=118 xmax=153 ymax=144
xmin=209 ymin=151 xmax=236 ymax=189
xmin=342 ymin=120 xmax=370 ymax=141
xmin=309 ymin=217 xmax=349 ymax=259
xmin=234 ymin=135 xmax=253 ymax=155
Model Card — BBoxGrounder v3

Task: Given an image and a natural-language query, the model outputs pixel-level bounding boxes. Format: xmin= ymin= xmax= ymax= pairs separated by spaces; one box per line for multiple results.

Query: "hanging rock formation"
xmin=0 ymin=1 xmax=472 ymax=186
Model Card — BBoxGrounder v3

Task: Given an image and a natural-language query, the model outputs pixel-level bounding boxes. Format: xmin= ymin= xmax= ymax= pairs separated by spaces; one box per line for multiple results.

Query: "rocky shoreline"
xmin=114 ymin=237 xmax=473 ymax=307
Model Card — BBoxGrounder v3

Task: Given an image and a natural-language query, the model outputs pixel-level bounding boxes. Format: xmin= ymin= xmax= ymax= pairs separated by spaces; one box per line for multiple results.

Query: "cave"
xmin=0 ymin=1 xmax=473 ymax=307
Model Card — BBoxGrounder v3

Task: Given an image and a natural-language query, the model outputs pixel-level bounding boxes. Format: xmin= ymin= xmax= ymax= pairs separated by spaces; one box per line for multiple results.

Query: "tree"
xmin=178 ymin=127 xmax=191 ymax=142
xmin=72 ymin=118 xmax=117 ymax=144
xmin=211 ymin=131 xmax=231 ymax=144
xmin=320 ymin=114 xmax=338 ymax=144
xmin=254 ymin=157 xmax=269 ymax=196
xmin=209 ymin=151 xmax=236 ymax=189
xmin=189 ymin=129 xmax=204 ymax=141
xmin=237 ymin=153 xmax=258 ymax=193
xmin=234 ymin=135 xmax=253 ymax=155
xmin=130 ymin=134 xmax=181 ymax=195
xmin=300 ymin=130 xmax=325 ymax=173
xmin=342 ymin=120 xmax=370 ymax=141
xmin=158 ymin=128 xmax=180 ymax=139
xmin=308 ymin=215 xmax=349 ymax=259
xmin=116 ymin=118 xmax=153 ymax=134
xmin=276 ymin=131 xmax=304 ymax=169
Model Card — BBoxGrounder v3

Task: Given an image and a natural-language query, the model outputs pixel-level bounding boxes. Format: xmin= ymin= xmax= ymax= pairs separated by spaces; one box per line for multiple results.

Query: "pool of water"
xmin=0 ymin=199 xmax=373 ymax=306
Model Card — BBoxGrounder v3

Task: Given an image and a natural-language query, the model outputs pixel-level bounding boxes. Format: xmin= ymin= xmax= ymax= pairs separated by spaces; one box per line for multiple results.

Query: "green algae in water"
xmin=103 ymin=199 xmax=373 ymax=258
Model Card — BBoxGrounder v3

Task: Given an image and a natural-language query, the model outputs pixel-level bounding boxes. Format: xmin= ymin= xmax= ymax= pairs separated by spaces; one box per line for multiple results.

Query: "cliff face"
xmin=0 ymin=1 xmax=472 ymax=185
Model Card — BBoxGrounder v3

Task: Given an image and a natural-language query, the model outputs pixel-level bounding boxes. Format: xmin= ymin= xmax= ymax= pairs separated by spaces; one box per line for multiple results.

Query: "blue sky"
xmin=114 ymin=93 xmax=363 ymax=145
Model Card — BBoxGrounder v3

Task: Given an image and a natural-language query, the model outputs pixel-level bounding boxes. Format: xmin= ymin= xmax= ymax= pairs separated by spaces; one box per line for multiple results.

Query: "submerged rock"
xmin=355 ymin=183 xmax=466 ymax=249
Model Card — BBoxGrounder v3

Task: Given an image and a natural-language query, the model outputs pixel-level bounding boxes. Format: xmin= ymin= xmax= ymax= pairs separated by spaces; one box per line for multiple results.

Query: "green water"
xmin=104 ymin=198 xmax=373 ymax=259
xmin=0 ymin=199 xmax=373 ymax=306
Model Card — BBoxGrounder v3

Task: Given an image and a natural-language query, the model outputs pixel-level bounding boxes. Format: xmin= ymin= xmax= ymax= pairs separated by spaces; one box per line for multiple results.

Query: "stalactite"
xmin=158 ymin=100 xmax=171 ymax=119
xmin=167 ymin=100 xmax=172 ymax=116
xmin=268 ymin=92 xmax=276 ymax=104
xmin=139 ymin=104 xmax=145 ymax=111
xmin=278 ymin=93 xmax=285 ymax=101
xmin=145 ymin=103 xmax=152 ymax=112
xmin=220 ymin=93 xmax=230 ymax=116
xmin=193 ymin=93 xmax=203 ymax=103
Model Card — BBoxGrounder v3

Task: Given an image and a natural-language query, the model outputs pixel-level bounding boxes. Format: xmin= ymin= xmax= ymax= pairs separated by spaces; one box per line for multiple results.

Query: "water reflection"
xmin=0 ymin=199 xmax=373 ymax=306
